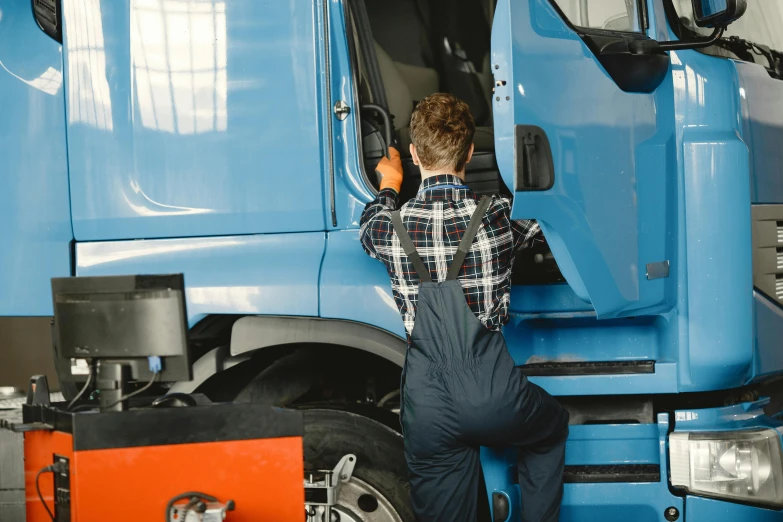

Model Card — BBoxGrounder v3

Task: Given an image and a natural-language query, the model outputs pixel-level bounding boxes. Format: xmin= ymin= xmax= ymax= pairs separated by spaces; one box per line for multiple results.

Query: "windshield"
xmin=671 ymin=0 xmax=783 ymax=76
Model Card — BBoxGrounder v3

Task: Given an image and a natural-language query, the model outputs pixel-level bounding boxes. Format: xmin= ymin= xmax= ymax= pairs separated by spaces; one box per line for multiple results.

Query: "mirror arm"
xmin=657 ymin=26 xmax=724 ymax=51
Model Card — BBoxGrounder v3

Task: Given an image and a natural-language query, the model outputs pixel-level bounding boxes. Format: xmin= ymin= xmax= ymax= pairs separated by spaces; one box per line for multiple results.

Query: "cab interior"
xmin=348 ymin=0 xmax=507 ymax=202
xmin=347 ymin=0 xmax=565 ymax=285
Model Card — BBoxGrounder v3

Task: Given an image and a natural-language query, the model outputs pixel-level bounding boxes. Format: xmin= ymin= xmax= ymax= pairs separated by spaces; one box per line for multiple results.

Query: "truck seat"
xmin=374 ymin=42 xmax=495 ymax=157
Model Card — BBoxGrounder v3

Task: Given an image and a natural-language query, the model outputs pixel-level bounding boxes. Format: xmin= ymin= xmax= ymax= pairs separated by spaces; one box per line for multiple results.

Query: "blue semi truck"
xmin=2 ymin=0 xmax=783 ymax=519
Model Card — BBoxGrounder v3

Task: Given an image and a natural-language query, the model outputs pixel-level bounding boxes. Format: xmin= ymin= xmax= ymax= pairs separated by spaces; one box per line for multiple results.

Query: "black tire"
xmin=303 ymin=408 xmax=414 ymax=521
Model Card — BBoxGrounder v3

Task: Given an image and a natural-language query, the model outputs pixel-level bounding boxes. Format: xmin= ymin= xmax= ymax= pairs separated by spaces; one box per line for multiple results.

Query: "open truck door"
xmin=492 ymin=0 xmax=674 ymax=318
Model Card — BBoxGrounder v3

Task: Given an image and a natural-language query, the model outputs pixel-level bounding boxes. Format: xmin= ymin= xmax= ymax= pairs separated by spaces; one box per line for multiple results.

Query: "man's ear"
xmin=466 ymin=143 xmax=475 ymax=165
xmin=410 ymin=144 xmax=419 ymax=165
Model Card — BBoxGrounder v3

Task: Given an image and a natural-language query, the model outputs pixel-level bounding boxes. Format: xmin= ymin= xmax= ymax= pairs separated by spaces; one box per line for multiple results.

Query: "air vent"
xmin=752 ymin=207 xmax=783 ymax=305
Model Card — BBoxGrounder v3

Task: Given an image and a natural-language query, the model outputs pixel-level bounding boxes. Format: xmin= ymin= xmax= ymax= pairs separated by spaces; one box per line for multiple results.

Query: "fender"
xmin=171 ymin=316 xmax=406 ymax=394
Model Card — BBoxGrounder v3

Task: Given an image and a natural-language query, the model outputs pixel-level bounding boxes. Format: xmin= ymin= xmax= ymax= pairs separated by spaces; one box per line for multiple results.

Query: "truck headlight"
xmin=670 ymin=429 xmax=783 ymax=508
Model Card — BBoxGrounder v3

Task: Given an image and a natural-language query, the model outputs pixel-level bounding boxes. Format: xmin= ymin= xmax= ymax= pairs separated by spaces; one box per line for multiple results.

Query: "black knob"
xmin=664 ymin=506 xmax=680 ymax=521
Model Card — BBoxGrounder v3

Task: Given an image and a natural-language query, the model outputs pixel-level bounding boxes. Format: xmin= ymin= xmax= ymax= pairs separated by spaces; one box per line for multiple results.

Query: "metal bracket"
xmin=646 ymin=260 xmax=670 ymax=280
xmin=334 ymin=100 xmax=351 ymax=120
xmin=304 ymin=454 xmax=357 ymax=521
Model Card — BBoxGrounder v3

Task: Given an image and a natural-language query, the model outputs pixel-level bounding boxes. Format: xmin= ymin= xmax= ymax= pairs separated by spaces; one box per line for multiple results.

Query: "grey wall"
xmin=0 ymin=318 xmax=59 ymax=391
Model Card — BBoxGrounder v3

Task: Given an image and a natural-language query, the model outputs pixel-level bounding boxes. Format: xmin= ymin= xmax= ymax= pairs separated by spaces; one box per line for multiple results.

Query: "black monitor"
xmin=52 ymin=274 xmax=192 ymax=411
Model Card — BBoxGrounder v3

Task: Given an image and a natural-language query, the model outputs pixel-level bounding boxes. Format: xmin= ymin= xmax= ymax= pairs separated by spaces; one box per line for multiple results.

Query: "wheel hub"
xmin=332 ymin=477 xmax=403 ymax=522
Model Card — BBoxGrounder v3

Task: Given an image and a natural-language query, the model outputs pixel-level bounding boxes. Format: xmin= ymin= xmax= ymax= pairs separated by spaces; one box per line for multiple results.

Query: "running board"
xmin=519 ymin=360 xmax=655 ymax=377
xmin=564 ymin=464 xmax=660 ymax=483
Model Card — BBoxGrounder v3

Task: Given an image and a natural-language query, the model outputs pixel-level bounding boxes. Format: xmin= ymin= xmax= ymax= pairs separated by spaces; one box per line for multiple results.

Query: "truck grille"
xmin=751 ymin=207 xmax=783 ymax=304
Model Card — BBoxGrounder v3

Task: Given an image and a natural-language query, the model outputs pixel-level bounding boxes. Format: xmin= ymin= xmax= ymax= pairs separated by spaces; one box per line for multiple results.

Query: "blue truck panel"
xmin=76 ymin=233 xmax=325 ymax=326
xmin=324 ymin=0 xmax=377 ymax=231
xmin=492 ymin=0 xmax=675 ymax=319
xmin=0 ymin=3 xmax=73 ymax=316
xmin=482 ymin=415 xmax=684 ymax=522
xmin=62 ymin=0 xmax=326 ymax=241
xmin=3 ymin=0 xmax=783 ymax=519
xmin=687 ymin=496 xmax=783 ymax=521
xmin=320 ymin=230 xmax=406 ymax=338
xmin=673 ymin=53 xmax=754 ymax=391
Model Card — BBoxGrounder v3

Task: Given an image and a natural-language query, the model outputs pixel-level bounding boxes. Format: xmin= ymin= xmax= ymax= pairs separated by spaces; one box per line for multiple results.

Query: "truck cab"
xmin=2 ymin=0 xmax=783 ymax=519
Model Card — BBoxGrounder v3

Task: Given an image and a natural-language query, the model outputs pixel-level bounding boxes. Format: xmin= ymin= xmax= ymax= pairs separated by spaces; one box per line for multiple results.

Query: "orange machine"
xmin=13 ymin=393 xmax=304 ymax=522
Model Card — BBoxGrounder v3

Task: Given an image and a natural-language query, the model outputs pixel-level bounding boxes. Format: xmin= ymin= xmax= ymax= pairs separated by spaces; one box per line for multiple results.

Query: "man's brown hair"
xmin=409 ymin=93 xmax=476 ymax=173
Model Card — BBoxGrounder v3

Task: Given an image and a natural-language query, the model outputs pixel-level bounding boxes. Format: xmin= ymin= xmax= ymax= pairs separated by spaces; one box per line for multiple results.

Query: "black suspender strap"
xmin=391 ymin=211 xmax=433 ymax=283
xmin=446 ymin=196 xmax=491 ymax=281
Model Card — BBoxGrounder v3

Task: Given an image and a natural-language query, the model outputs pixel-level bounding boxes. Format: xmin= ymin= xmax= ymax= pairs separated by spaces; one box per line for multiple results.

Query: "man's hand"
xmin=376 ymin=147 xmax=403 ymax=193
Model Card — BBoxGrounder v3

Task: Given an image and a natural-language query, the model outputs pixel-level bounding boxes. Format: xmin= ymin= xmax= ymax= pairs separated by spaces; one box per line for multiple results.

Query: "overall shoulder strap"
xmin=391 ymin=211 xmax=433 ymax=283
xmin=446 ymin=196 xmax=491 ymax=281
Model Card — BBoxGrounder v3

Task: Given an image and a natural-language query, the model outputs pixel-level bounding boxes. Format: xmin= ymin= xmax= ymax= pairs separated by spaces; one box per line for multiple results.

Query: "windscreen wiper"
xmin=717 ymin=36 xmax=783 ymax=80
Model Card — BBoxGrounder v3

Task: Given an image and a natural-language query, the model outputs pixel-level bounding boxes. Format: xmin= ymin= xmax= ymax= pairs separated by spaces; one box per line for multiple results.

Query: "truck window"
xmin=550 ymin=0 xmax=642 ymax=33
xmin=667 ymin=0 xmax=783 ymax=79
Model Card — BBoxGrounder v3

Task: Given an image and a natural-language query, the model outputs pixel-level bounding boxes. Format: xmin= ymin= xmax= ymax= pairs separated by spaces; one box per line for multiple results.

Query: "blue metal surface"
xmin=672 ymin=52 xmax=754 ymax=392
xmin=75 ymin=233 xmax=325 ymax=327
xmin=62 ymin=0 xmax=325 ymax=241
xmin=686 ymin=496 xmax=783 ymax=521
xmin=565 ymin=424 xmax=660 ymax=466
xmin=749 ymin=291 xmax=783 ymax=383
xmin=481 ymin=414 xmax=682 ymax=522
xmin=325 ymin=0 xmax=376 ymax=231
xmin=673 ymin=399 xmax=783 ymax=433
xmin=0 ymin=3 xmax=73 ymax=316
xmin=319 ymin=230 xmax=406 ymax=338
xmin=735 ymin=62 xmax=783 ymax=204
xmin=492 ymin=0 xmax=676 ymax=319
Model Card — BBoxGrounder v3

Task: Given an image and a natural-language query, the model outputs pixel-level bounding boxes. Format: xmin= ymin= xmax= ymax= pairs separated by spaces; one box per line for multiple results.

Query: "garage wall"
xmin=0 ymin=318 xmax=59 ymax=391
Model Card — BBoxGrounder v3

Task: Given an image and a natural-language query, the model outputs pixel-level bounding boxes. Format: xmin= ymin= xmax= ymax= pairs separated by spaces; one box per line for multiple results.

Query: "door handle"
xmin=514 ymin=125 xmax=554 ymax=191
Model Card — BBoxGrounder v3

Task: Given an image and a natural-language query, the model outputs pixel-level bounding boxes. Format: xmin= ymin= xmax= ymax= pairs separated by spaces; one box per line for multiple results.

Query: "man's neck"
xmin=420 ymin=169 xmax=465 ymax=181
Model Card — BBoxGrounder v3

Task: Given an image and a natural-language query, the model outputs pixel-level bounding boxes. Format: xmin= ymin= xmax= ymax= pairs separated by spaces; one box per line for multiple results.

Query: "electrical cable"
xmin=377 ymin=389 xmax=400 ymax=408
xmin=164 ymin=491 xmax=219 ymax=522
xmin=65 ymin=364 xmax=94 ymax=411
xmin=102 ymin=371 xmax=159 ymax=411
xmin=36 ymin=465 xmax=58 ymax=521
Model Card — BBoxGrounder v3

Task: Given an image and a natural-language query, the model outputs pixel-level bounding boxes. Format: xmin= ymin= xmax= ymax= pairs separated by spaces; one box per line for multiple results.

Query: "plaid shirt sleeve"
xmin=496 ymin=197 xmax=544 ymax=251
xmin=359 ymin=188 xmax=399 ymax=259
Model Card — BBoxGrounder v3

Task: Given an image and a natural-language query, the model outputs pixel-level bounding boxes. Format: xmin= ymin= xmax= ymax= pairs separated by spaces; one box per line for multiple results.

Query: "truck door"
xmin=0 ymin=3 xmax=72 ymax=315
xmin=492 ymin=0 xmax=674 ymax=318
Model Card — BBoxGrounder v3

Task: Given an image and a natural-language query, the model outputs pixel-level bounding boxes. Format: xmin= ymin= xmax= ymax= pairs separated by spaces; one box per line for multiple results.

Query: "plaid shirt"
xmin=360 ymin=175 xmax=542 ymax=336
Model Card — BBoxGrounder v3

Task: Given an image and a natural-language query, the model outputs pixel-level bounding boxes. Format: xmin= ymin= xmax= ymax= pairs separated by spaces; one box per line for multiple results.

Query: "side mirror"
xmin=691 ymin=0 xmax=747 ymax=28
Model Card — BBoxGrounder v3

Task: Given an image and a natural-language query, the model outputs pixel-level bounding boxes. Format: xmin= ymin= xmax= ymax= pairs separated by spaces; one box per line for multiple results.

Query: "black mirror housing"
xmin=692 ymin=0 xmax=747 ymax=28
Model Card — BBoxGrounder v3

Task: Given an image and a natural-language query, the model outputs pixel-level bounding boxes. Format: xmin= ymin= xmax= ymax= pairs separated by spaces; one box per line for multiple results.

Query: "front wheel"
xmin=303 ymin=408 xmax=414 ymax=522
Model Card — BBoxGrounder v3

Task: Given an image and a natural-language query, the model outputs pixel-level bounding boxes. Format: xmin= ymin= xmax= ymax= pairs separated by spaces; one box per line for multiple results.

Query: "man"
xmin=360 ymin=93 xmax=569 ymax=522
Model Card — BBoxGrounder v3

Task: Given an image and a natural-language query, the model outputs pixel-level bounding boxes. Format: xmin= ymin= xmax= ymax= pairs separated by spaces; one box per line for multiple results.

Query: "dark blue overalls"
xmin=391 ymin=197 xmax=569 ymax=522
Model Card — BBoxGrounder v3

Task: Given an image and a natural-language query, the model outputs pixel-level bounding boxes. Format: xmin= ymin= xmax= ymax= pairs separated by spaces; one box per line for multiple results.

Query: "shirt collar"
xmin=418 ymin=174 xmax=468 ymax=194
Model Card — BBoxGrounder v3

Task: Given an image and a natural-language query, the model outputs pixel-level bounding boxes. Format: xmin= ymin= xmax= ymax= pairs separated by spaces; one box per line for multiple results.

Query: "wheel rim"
xmin=332 ymin=476 xmax=403 ymax=522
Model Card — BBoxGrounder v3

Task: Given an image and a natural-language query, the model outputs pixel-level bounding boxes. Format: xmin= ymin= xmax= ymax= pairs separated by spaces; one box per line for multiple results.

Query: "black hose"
xmin=102 ymin=371 xmax=159 ymax=411
xmin=164 ymin=492 xmax=218 ymax=522
xmin=36 ymin=466 xmax=56 ymax=521
xmin=66 ymin=364 xmax=94 ymax=411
